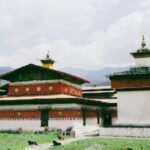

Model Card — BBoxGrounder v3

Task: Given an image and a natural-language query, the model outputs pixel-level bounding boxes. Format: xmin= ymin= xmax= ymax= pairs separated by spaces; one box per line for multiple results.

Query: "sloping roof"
xmin=131 ymin=51 xmax=150 ymax=58
xmin=109 ymin=67 xmax=150 ymax=80
xmin=0 ymin=64 xmax=89 ymax=84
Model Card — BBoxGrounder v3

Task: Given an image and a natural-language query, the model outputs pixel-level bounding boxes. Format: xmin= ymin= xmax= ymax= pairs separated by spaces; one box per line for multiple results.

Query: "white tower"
xmin=131 ymin=35 xmax=150 ymax=67
xmin=110 ymin=36 xmax=150 ymax=126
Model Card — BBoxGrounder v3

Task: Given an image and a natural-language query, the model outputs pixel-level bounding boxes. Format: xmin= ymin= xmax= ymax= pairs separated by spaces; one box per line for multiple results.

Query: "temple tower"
xmin=131 ymin=35 xmax=150 ymax=67
xmin=109 ymin=36 xmax=150 ymax=126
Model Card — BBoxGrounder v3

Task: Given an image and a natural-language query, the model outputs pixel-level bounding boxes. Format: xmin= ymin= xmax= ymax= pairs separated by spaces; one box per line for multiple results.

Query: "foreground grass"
xmin=50 ymin=137 xmax=150 ymax=150
xmin=1 ymin=133 xmax=150 ymax=150
xmin=0 ymin=132 xmax=61 ymax=150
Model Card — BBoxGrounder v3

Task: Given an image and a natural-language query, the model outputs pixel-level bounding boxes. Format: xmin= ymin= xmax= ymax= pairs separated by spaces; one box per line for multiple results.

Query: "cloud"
xmin=140 ymin=0 xmax=150 ymax=8
xmin=0 ymin=0 xmax=150 ymax=71
xmin=0 ymin=0 xmax=119 ymax=46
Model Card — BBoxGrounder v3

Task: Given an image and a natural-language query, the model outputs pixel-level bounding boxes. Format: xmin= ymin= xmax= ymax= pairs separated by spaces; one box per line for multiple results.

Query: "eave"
xmin=109 ymin=74 xmax=150 ymax=80
xmin=116 ymin=86 xmax=150 ymax=91
xmin=0 ymin=96 xmax=117 ymax=107
xmin=130 ymin=51 xmax=150 ymax=58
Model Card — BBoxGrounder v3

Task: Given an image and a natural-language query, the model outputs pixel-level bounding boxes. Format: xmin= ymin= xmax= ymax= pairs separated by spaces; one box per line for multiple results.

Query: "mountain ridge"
xmin=0 ymin=66 xmax=130 ymax=86
xmin=60 ymin=66 xmax=130 ymax=85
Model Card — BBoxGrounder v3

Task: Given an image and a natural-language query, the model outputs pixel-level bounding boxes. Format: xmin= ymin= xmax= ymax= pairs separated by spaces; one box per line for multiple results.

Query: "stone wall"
xmin=100 ymin=127 xmax=150 ymax=137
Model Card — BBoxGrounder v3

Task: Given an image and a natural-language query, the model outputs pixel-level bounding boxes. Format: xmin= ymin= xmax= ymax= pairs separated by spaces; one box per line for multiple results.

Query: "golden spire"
xmin=141 ymin=35 xmax=146 ymax=48
xmin=137 ymin=35 xmax=150 ymax=52
xmin=46 ymin=50 xmax=50 ymax=59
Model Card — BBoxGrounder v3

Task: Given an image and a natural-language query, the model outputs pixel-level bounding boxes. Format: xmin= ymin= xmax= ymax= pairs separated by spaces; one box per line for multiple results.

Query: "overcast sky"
xmin=0 ymin=0 xmax=150 ymax=70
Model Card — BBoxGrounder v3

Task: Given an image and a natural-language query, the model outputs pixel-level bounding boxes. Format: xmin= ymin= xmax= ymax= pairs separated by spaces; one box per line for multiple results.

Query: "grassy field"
xmin=0 ymin=133 xmax=150 ymax=150
xmin=0 ymin=132 xmax=61 ymax=150
xmin=50 ymin=137 xmax=150 ymax=150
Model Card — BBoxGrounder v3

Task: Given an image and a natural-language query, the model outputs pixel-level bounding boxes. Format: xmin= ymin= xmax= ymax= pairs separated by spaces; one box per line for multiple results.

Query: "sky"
xmin=0 ymin=0 xmax=150 ymax=70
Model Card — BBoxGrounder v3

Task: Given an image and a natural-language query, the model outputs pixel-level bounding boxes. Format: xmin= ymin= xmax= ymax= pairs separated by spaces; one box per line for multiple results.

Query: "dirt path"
xmin=22 ymin=136 xmax=89 ymax=150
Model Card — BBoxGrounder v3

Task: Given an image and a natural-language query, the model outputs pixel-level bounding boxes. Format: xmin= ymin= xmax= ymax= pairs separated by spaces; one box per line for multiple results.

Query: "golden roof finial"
xmin=41 ymin=50 xmax=55 ymax=69
xmin=141 ymin=35 xmax=146 ymax=48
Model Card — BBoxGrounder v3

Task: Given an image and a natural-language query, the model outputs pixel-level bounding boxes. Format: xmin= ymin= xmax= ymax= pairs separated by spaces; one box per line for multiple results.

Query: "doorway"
xmin=102 ymin=110 xmax=112 ymax=126
xmin=41 ymin=110 xmax=49 ymax=127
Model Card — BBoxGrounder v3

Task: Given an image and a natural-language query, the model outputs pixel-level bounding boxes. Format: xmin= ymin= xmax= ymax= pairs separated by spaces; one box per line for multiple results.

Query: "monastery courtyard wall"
xmin=100 ymin=127 xmax=150 ymax=138
xmin=0 ymin=117 xmax=98 ymax=131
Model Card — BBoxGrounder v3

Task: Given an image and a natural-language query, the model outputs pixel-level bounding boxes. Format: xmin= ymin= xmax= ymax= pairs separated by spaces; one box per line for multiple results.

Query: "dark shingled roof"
xmin=0 ymin=64 xmax=89 ymax=84
xmin=109 ymin=67 xmax=150 ymax=80
xmin=131 ymin=51 xmax=150 ymax=58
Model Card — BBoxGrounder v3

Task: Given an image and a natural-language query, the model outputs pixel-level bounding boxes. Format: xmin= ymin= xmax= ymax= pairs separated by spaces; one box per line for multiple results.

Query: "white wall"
xmin=0 ymin=119 xmax=44 ymax=131
xmin=117 ymin=90 xmax=150 ymax=125
xmin=135 ymin=57 xmax=150 ymax=67
xmin=100 ymin=127 xmax=150 ymax=137
xmin=0 ymin=117 xmax=100 ymax=131
xmin=48 ymin=118 xmax=83 ymax=130
xmin=112 ymin=117 xmax=117 ymax=125
xmin=86 ymin=118 xmax=97 ymax=126
xmin=48 ymin=117 xmax=100 ymax=130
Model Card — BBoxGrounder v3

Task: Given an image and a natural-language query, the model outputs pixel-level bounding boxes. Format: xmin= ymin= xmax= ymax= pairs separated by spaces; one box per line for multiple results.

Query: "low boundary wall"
xmin=0 ymin=118 xmax=98 ymax=131
xmin=100 ymin=127 xmax=150 ymax=138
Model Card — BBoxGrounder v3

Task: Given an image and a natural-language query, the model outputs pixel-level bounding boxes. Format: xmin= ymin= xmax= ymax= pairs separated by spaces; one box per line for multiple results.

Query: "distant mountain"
xmin=0 ymin=66 xmax=13 ymax=75
xmin=61 ymin=66 xmax=130 ymax=86
xmin=0 ymin=66 xmax=131 ymax=86
xmin=0 ymin=66 xmax=13 ymax=86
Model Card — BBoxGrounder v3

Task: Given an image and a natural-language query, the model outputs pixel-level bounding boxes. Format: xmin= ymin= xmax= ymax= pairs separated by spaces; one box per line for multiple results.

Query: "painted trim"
xmin=9 ymin=80 xmax=81 ymax=89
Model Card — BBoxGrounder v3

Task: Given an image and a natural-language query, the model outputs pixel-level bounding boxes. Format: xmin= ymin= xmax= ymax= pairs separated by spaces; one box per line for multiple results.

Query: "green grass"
xmin=0 ymin=132 xmax=62 ymax=150
xmin=50 ymin=137 xmax=150 ymax=150
xmin=0 ymin=133 xmax=150 ymax=150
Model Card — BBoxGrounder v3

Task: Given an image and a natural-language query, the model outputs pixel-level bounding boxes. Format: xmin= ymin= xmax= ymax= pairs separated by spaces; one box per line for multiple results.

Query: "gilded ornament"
xmin=15 ymin=88 xmax=19 ymax=93
xmin=48 ymin=86 xmax=53 ymax=91
xmin=37 ymin=86 xmax=41 ymax=91
xmin=25 ymin=87 xmax=30 ymax=92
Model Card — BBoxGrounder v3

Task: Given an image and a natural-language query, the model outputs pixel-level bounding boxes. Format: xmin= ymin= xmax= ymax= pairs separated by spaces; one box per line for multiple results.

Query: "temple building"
xmin=82 ymin=86 xmax=117 ymax=126
xmin=82 ymin=86 xmax=116 ymax=99
xmin=0 ymin=52 xmax=116 ymax=131
xmin=109 ymin=36 xmax=150 ymax=126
